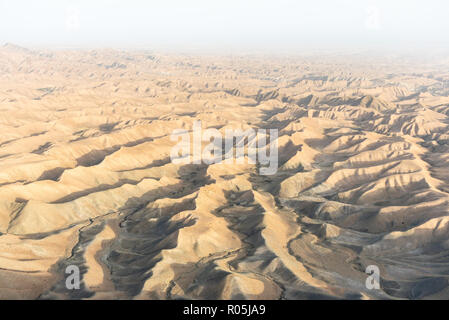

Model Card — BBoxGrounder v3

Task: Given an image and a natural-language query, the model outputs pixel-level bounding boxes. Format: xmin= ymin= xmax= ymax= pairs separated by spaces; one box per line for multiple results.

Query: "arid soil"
xmin=1 ymin=44 xmax=449 ymax=299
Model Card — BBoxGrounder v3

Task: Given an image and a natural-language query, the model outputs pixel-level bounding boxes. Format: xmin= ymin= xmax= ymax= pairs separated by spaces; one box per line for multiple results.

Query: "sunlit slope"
xmin=1 ymin=45 xmax=449 ymax=299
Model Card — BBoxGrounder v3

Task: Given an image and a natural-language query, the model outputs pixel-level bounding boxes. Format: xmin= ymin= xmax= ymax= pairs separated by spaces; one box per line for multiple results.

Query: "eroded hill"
xmin=1 ymin=45 xmax=449 ymax=299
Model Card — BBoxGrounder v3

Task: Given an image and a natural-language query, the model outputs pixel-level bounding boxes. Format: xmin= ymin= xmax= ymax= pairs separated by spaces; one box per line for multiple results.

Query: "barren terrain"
xmin=1 ymin=44 xmax=449 ymax=299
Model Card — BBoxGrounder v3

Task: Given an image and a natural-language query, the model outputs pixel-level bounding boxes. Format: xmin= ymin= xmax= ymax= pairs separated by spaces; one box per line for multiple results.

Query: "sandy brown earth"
xmin=1 ymin=43 xmax=449 ymax=299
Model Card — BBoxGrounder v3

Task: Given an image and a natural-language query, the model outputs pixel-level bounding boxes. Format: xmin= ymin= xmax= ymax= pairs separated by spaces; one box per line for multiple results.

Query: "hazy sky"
xmin=0 ymin=0 xmax=448 ymax=52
